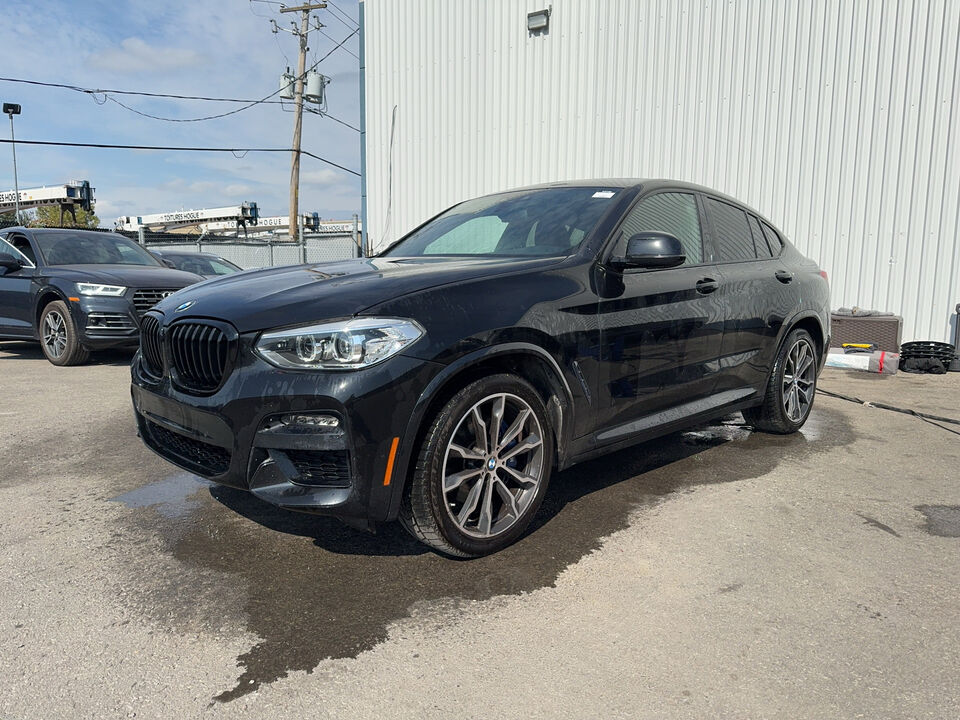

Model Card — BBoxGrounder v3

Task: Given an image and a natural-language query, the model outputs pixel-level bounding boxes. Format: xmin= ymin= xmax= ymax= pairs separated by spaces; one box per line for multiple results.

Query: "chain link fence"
xmin=124 ymin=230 xmax=361 ymax=270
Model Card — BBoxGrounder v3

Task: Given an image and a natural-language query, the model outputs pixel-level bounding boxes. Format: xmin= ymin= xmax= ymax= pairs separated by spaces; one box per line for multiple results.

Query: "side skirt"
xmin=562 ymin=389 xmax=759 ymax=470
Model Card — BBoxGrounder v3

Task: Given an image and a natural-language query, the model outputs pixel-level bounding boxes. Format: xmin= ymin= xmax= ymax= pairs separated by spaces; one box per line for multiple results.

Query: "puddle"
xmin=915 ymin=505 xmax=960 ymax=538
xmin=119 ymin=406 xmax=852 ymax=701
xmin=110 ymin=473 xmax=212 ymax=519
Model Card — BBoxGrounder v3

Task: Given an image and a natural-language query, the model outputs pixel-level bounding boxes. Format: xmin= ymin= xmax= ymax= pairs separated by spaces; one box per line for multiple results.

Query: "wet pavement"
xmin=1 ymin=343 xmax=958 ymax=719
xmin=116 ymin=408 xmax=853 ymax=701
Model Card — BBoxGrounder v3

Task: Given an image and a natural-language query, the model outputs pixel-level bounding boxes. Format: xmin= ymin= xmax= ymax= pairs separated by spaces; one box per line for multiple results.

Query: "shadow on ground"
xmin=0 ymin=340 xmax=135 ymax=366
xmin=121 ymin=406 xmax=853 ymax=701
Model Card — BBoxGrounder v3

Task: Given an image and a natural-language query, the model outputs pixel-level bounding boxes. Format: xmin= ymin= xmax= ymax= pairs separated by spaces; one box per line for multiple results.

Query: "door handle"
xmin=775 ymin=270 xmax=793 ymax=283
xmin=695 ymin=278 xmax=719 ymax=294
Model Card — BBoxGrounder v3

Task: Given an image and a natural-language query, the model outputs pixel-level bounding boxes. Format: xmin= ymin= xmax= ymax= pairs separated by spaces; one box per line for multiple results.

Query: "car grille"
xmin=133 ymin=288 xmax=179 ymax=317
xmin=286 ymin=449 xmax=351 ymax=487
xmin=139 ymin=314 xmax=163 ymax=377
xmin=144 ymin=419 xmax=231 ymax=476
xmin=169 ymin=322 xmax=230 ymax=392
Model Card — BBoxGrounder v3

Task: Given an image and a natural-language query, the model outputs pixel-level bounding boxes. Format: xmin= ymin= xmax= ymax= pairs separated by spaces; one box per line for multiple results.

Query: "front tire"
xmin=39 ymin=300 xmax=89 ymax=366
xmin=744 ymin=328 xmax=818 ymax=434
xmin=400 ymin=374 xmax=554 ymax=557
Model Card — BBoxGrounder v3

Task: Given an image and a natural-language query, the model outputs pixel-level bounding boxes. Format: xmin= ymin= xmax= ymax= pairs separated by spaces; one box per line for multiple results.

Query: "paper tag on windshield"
xmin=592 ymin=191 xmax=616 ymax=198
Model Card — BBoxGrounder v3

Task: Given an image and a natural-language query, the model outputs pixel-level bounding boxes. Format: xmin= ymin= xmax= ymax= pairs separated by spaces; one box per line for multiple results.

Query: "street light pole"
xmin=3 ymin=103 xmax=22 ymax=224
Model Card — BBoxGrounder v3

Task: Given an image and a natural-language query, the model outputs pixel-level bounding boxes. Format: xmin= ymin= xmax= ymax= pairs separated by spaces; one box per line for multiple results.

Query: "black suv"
xmin=132 ymin=180 xmax=830 ymax=557
xmin=0 ymin=228 xmax=201 ymax=365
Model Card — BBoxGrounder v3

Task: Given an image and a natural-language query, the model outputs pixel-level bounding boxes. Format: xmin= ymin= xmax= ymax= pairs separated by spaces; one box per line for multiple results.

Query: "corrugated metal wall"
xmin=362 ymin=0 xmax=960 ymax=343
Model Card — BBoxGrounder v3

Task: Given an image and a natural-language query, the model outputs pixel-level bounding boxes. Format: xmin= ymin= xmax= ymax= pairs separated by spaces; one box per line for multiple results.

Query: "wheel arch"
xmin=778 ymin=311 xmax=826 ymax=363
xmin=34 ymin=286 xmax=71 ymax=332
xmin=381 ymin=343 xmax=575 ymax=521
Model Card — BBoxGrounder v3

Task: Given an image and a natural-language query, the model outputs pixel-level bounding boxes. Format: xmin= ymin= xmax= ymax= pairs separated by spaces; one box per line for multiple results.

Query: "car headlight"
xmin=76 ymin=283 xmax=127 ymax=297
xmin=255 ymin=318 xmax=424 ymax=370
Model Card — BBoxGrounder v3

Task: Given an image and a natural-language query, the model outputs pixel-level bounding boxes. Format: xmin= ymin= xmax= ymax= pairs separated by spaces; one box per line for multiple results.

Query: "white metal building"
xmin=360 ymin=0 xmax=960 ymax=343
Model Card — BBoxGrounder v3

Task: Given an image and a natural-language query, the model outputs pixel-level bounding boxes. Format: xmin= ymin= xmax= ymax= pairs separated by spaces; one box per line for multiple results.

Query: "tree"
xmin=28 ymin=205 xmax=101 ymax=229
xmin=0 ymin=211 xmax=17 ymax=229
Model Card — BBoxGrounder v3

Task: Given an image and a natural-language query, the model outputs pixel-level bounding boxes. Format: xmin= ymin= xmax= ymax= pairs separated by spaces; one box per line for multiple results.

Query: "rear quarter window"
xmin=748 ymin=215 xmax=773 ymax=259
xmin=760 ymin=220 xmax=785 ymax=255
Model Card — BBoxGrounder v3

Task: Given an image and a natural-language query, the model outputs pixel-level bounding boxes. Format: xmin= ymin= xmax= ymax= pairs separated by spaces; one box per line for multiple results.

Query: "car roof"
xmin=6 ymin=227 xmax=119 ymax=237
xmin=494 ymin=178 xmax=778 ymax=234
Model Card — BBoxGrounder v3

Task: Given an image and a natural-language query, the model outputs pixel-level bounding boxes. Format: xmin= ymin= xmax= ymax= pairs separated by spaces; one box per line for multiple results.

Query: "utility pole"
xmin=280 ymin=3 xmax=326 ymax=239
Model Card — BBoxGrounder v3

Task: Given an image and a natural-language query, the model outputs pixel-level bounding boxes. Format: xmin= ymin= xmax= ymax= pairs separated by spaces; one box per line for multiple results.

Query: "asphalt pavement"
xmin=1 ymin=340 xmax=958 ymax=719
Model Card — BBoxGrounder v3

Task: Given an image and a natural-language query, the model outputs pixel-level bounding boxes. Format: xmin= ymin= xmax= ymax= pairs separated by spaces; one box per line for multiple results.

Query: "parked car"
xmin=150 ymin=250 xmax=242 ymax=278
xmin=131 ymin=180 xmax=830 ymax=557
xmin=0 ymin=227 xmax=202 ymax=366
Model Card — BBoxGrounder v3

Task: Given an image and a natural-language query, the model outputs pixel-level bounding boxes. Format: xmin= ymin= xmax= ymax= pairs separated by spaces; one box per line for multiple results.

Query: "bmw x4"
xmin=131 ymin=180 xmax=830 ymax=557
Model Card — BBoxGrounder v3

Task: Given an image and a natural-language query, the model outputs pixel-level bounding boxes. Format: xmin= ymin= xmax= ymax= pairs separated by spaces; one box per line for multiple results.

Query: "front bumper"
xmin=131 ymin=341 xmax=441 ymax=523
xmin=73 ymin=296 xmax=141 ymax=349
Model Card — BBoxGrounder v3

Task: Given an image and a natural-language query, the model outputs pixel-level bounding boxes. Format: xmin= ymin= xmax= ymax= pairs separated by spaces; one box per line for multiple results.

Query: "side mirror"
xmin=0 ymin=252 xmax=24 ymax=273
xmin=161 ymin=259 xmax=176 ymax=269
xmin=614 ymin=232 xmax=686 ymax=269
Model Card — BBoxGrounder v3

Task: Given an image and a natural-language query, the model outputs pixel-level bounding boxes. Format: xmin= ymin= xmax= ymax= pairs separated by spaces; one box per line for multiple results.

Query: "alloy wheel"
xmin=782 ymin=338 xmax=816 ymax=422
xmin=442 ymin=392 xmax=545 ymax=539
xmin=42 ymin=310 xmax=68 ymax=359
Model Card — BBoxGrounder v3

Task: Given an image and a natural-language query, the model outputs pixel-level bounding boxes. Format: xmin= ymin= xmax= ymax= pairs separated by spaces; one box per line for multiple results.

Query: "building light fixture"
xmin=527 ymin=7 xmax=551 ymax=33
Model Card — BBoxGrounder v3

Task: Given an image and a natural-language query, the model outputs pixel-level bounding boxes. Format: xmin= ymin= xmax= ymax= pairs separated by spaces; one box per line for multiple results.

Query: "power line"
xmin=304 ymin=106 xmax=359 ymax=131
xmin=0 ymin=138 xmax=360 ymax=177
xmin=318 ymin=27 xmax=359 ymax=59
xmin=323 ymin=3 xmax=359 ymax=32
xmin=327 ymin=1 xmax=359 ymax=27
xmin=0 ymin=76 xmax=286 ymax=104
xmin=93 ymin=27 xmax=358 ymax=122
xmin=0 ymin=75 xmax=360 ymax=131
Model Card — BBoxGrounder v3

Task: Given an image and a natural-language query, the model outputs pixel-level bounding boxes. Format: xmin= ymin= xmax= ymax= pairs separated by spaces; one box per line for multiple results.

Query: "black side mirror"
xmin=161 ymin=259 xmax=176 ymax=269
xmin=0 ymin=252 xmax=24 ymax=273
xmin=613 ymin=232 xmax=686 ymax=270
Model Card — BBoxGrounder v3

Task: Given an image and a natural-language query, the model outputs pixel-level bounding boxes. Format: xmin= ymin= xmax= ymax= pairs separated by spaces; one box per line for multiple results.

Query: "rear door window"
xmin=704 ymin=197 xmax=756 ymax=262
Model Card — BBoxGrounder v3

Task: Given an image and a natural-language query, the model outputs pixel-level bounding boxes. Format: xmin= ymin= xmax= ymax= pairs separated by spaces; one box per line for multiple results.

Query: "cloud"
xmin=301 ymin=168 xmax=344 ymax=187
xmin=86 ymin=37 xmax=204 ymax=73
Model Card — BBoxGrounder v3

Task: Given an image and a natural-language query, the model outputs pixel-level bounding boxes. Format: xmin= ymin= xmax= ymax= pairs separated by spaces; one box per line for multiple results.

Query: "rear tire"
xmin=400 ymin=374 xmax=554 ymax=558
xmin=744 ymin=328 xmax=818 ymax=434
xmin=39 ymin=301 xmax=89 ymax=366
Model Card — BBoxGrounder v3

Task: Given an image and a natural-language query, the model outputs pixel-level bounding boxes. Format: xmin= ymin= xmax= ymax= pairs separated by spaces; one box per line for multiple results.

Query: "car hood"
xmin=151 ymin=256 xmax=563 ymax=333
xmin=47 ymin=264 xmax=203 ymax=288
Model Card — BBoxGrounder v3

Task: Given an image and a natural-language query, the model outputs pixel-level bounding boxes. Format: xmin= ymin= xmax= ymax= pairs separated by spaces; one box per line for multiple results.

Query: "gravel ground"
xmin=1 ymin=340 xmax=958 ymax=719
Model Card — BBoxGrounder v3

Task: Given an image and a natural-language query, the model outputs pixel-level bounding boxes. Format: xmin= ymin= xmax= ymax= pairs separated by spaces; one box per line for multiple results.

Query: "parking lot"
xmin=1 ymin=341 xmax=958 ymax=719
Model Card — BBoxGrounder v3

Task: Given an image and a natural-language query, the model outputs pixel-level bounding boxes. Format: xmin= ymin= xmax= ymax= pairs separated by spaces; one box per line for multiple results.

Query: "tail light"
xmin=819 ymin=270 xmax=828 ymax=284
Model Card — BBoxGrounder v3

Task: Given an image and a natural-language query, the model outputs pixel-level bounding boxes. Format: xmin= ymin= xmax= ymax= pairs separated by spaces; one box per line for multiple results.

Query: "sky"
xmin=0 ymin=0 xmax=362 ymax=225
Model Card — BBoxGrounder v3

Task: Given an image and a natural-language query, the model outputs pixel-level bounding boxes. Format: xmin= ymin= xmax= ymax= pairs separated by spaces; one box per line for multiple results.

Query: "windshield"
xmin=33 ymin=232 xmax=162 ymax=266
xmin=382 ymin=186 xmax=620 ymax=257
xmin=164 ymin=254 xmax=240 ymax=275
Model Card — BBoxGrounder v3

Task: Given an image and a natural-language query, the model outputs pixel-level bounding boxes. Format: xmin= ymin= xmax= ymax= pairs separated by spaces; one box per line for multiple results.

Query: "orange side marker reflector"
xmin=383 ymin=437 xmax=400 ymax=486
xmin=68 ymin=297 xmax=80 ymax=302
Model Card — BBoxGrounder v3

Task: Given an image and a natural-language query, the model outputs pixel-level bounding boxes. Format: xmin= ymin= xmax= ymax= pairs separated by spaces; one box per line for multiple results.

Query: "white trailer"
xmin=0 ymin=180 xmax=95 ymax=222
xmin=201 ymin=214 xmax=362 ymax=238
xmin=116 ymin=202 xmax=259 ymax=232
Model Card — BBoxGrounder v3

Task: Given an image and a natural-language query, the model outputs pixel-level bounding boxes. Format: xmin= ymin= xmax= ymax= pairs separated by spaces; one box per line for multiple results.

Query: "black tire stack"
xmin=898 ymin=341 xmax=958 ymax=374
